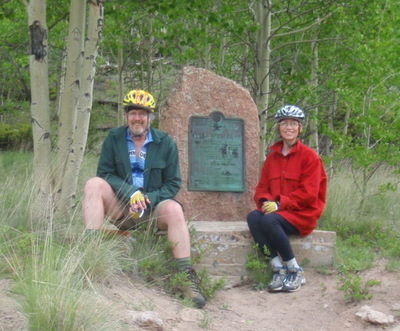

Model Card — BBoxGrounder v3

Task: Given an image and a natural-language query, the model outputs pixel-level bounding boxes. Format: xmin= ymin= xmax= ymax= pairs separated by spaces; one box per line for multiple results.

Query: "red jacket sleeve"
xmin=253 ymin=157 xmax=274 ymax=209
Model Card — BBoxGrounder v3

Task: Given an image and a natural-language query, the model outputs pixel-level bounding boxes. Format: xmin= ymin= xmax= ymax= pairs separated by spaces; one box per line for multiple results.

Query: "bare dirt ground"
xmin=1 ymin=260 xmax=399 ymax=330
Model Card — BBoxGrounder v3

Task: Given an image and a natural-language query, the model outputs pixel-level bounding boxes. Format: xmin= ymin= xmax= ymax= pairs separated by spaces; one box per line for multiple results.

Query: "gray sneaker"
xmin=179 ymin=268 xmax=206 ymax=308
xmin=282 ymin=267 xmax=306 ymax=292
xmin=267 ymin=266 xmax=287 ymax=292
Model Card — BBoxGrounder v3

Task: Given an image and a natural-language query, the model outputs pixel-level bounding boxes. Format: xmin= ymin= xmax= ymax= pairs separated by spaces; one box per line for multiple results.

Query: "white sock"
xmin=285 ymin=258 xmax=300 ymax=269
xmin=270 ymin=256 xmax=284 ymax=269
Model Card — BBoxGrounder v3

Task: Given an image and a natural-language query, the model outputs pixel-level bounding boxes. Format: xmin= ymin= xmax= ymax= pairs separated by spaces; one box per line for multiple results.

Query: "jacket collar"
xmin=270 ymin=139 xmax=302 ymax=155
xmin=148 ymin=127 xmax=164 ymax=144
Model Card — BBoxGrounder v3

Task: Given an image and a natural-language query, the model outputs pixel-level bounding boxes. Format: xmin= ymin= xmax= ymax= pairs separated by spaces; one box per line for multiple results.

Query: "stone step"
xmin=190 ymin=221 xmax=336 ymax=286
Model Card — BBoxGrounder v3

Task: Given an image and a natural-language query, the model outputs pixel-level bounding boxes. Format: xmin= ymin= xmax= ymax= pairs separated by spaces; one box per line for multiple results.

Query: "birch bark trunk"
xmin=58 ymin=0 xmax=104 ymax=215
xmin=254 ymin=0 xmax=272 ymax=163
xmin=28 ymin=0 xmax=52 ymax=221
xmin=54 ymin=0 xmax=86 ymax=197
xmin=308 ymin=34 xmax=320 ymax=153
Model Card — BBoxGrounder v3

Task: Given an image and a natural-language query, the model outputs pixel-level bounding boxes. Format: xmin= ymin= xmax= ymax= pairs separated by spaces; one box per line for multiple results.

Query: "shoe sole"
xmin=283 ymin=278 xmax=306 ymax=292
xmin=268 ymin=285 xmax=284 ymax=292
xmin=193 ymin=298 xmax=206 ymax=309
xmin=284 ymin=284 xmax=301 ymax=292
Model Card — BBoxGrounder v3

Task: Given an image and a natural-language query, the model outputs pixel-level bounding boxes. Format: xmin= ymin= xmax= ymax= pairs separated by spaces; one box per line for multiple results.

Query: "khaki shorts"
xmin=109 ymin=199 xmax=182 ymax=231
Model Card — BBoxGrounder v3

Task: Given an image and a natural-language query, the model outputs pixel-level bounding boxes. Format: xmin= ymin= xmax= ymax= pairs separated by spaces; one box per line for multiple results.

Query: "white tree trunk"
xmin=58 ymin=0 xmax=104 ymax=214
xmin=117 ymin=44 xmax=124 ymax=125
xmin=56 ymin=48 xmax=67 ymax=118
xmin=308 ymin=36 xmax=319 ymax=153
xmin=254 ymin=0 xmax=272 ymax=163
xmin=54 ymin=0 xmax=86 ymax=195
xmin=27 ymin=0 xmax=52 ymax=221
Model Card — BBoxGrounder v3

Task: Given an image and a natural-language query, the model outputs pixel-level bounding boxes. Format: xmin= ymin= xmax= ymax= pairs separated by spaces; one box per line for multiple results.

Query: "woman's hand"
xmin=262 ymin=201 xmax=279 ymax=214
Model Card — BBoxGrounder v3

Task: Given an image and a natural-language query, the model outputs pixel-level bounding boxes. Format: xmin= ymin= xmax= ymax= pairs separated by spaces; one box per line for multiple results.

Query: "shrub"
xmin=339 ymin=273 xmax=380 ymax=303
xmin=0 ymin=123 xmax=32 ymax=150
xmin=245 ymin=245 xmax=270 ymax=290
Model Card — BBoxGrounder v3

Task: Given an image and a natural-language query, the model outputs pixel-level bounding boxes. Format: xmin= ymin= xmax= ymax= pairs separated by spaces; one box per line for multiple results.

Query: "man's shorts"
xmin=110 ymin=199 xmax=183 ymax=231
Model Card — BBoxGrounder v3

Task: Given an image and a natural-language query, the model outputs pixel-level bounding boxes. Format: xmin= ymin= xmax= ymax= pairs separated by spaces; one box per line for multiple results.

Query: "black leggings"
xmin=247 ymin=210 xmax=299 ymax=261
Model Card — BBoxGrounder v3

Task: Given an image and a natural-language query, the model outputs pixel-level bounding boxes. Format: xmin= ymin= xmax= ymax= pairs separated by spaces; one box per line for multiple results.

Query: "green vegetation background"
xmin=0 ymin=1 xmax=399 ymax=328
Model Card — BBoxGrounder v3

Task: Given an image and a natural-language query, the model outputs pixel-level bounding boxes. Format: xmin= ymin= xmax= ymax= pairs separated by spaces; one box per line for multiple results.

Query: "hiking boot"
xmin=282 ymin=267 xmax=306 ymax=292
xmin=267 ymin=266 xmax=287 ymax=292
xmin=180 ymin=268 xmax=206 ymax=308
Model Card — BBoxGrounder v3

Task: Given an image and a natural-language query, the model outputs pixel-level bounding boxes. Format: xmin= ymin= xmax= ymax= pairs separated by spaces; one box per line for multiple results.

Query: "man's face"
xmin=126 ymin=109 xmax=150 ymax=136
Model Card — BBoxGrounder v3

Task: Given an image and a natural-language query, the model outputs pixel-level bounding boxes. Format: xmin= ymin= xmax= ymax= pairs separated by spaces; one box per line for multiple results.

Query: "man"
xmin=247 ymin=105 xmax=327 ymax=292
xmin=83 ymin=89 xmax=206 ymax=308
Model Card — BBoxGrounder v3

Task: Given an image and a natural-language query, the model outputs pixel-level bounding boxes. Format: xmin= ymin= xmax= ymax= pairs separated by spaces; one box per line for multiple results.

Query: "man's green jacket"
xmin=97 ymin=126 xmax=181 ymax=208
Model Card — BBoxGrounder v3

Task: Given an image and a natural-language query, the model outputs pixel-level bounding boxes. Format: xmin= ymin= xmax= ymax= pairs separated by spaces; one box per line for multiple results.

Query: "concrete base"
xmin=190 ymin=221 xmax=336 ymax=287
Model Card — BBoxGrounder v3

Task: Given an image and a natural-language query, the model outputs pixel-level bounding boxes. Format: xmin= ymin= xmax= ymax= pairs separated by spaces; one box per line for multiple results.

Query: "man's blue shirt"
xmin=126 ymin=128 xmax=153 ymax=188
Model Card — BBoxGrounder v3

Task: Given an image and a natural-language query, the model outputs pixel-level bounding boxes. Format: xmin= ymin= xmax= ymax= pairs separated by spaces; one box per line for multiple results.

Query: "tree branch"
xmin=48 ymin=13 xmax=69 ymax=31
xmin=271 ymin=37 xmax=341 ymax=52
xmin=272 ymin=13 xmax=333 ymax=39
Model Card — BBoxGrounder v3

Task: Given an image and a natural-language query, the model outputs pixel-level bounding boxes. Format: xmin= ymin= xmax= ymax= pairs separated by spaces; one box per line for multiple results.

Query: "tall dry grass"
xmin=0 ymin=151 xmax=128 ymax=330
xmin=1 ymin=151 xmax=399 ymax=324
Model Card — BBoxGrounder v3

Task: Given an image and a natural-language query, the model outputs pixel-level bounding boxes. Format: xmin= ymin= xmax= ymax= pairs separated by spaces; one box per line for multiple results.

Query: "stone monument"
xmin=160 ymin=67 xmax=335 ymax=285
xmin=160 ymin=66 xmax=260 ymax=221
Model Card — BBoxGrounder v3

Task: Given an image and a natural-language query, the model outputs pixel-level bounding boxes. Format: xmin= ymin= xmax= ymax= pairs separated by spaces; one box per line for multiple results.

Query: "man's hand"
xmin=262 ymin=201 xmax=279 ymax=214
xmin=129 ymin=190 xmax=150 ymax=219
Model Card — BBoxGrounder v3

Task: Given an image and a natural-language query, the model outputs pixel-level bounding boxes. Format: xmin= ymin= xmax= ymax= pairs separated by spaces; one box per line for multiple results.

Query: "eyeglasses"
xmin=279 ymin=121 xmax=299 ymax=128
xmin=128 ymin=111 xmax=148 ymax=118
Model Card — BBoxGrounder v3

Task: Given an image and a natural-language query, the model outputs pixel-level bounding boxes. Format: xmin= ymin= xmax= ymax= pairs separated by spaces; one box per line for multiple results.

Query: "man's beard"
xmin=130 ymin=124 xmax=148 ymax=137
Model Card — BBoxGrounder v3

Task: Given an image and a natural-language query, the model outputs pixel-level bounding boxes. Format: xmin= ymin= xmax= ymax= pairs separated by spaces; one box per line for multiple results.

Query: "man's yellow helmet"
xmin=123 ymin=89 xmax=156 ymax=112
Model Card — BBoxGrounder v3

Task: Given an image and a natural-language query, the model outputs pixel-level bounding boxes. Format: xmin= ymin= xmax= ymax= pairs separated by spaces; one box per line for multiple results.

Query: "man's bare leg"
xmin=155 ymin=199 xmax=190 ymax=259
xmin=83 ymin=177 xmax=124 ymax=229
xmin=155 ymin=199 xmax=205 ymax=308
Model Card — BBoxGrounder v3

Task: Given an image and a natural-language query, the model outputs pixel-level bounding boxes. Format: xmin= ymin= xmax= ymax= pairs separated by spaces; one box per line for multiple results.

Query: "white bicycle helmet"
xmin=275 ymin=105 xmax=305 ymax=121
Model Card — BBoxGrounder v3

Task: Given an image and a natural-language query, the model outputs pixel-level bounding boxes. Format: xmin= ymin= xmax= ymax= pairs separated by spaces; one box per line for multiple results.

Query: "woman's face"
xmin=278 ymin=119 xmax=302 ymax=145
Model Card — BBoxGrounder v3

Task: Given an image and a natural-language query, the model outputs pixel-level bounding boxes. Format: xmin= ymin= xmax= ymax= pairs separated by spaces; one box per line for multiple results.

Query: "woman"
xmin=247 ymin=105 xmax=327 ymax=292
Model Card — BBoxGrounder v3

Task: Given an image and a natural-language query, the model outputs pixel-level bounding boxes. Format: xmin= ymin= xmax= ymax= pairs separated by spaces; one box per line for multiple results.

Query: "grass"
xmin=2 ymin=227 xmax=123 ymax=330
xmin=198 ymin=312 xmax=212 ymax=329
xmin=129 ymin=220 xmax=224 ymax=304
xmin=0 ymin=150 xmax=224 ymax=328
xmin=320 ymin=164 xmax=399 ymax=236
xmin=0 ymin=152 xmax=127 ymax=328
xmin=320 ymin=165 xmax=399 ymax=270
xmin=245 ymin=245 xmax=270 ymax=290
xmin=1 ymin=150 xmax=399 ymax=326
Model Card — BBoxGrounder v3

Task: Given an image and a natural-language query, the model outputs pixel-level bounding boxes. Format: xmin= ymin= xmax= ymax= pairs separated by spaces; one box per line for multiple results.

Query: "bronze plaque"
xmin=188 ymin=111 xmax=245 ymax=192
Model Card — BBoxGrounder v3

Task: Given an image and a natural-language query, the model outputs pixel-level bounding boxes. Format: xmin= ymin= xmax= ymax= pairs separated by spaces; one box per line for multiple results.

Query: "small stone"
xmin=392 ymin=303 xmax=400 ymax=311
xmin=128 ymin=311 xmax=163 ymax=330
xmin=356 ymin=305 xmax=394 ymax=325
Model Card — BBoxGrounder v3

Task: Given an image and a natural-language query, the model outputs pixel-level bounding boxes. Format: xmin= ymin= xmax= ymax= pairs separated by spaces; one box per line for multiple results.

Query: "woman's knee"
xmin=259 ymin=213 xmax=281 ymax=233
xmin=247 ymin=210 xmax=261 ymax=230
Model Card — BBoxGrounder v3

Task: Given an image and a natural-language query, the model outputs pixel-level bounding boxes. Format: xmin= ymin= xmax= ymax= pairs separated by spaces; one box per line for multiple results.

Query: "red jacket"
xmin=254 ymin=140 xmax=327 ymax=236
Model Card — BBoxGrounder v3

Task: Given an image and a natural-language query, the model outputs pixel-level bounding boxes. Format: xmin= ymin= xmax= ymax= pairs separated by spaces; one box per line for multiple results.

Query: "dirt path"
xmin=1 ymin=263 xmax=399 ymax=330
